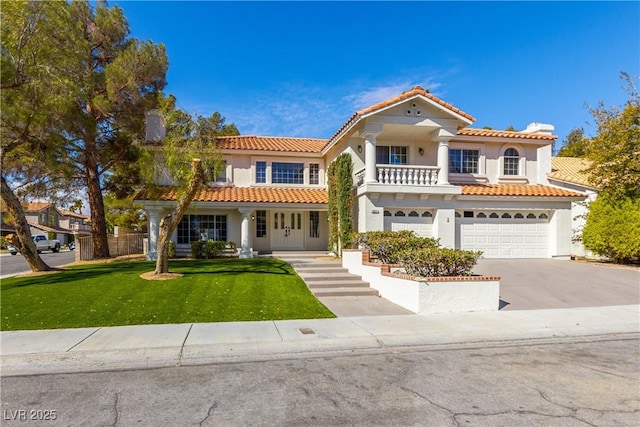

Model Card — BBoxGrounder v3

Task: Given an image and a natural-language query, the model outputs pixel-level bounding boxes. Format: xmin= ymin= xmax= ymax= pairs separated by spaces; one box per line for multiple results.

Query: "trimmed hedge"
xmin=354 ymin=230 xmax=482 ymax=277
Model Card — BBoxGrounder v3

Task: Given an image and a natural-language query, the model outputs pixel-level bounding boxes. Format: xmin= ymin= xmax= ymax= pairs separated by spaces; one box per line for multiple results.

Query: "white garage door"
xmin=384 ymin=209 xmax=434 ymax=238
xmin=456 ymin=212 xmax=549 ymax=258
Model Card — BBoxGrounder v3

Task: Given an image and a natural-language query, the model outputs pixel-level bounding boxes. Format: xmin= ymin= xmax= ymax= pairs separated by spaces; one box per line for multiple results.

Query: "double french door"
xmin=271 ymin=211 xmax=304 ymax=250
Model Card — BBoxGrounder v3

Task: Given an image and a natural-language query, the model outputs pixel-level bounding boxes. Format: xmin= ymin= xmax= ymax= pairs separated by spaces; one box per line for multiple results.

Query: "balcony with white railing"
xmin=355 ymin=165 xmax=440 ymax=187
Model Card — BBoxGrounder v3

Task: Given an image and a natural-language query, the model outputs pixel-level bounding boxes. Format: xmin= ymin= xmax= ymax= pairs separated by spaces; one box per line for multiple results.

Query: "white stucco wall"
xmin=343 ymin=250 xmax=500 ymax=315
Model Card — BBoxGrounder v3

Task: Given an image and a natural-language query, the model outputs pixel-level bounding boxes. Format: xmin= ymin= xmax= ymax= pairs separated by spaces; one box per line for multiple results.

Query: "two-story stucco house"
xmin=136 ymin=86 xmax=585 ymax=259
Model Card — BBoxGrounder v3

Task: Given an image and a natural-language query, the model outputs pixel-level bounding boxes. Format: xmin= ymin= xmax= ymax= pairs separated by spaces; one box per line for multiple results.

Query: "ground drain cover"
xmin=299 ymin=327 xmax=316 ymax=335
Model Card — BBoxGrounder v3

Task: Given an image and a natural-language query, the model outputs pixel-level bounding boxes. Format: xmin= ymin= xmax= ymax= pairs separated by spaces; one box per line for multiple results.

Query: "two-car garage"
xmin=455 ymin=210 xmax=550 ymax=258
xmin=382 ymin=208 xmax=555 ymax=259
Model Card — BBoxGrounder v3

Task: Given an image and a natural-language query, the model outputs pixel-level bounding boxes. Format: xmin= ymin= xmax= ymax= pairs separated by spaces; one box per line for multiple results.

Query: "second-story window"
xmin=215 ymin=160 xmax=227 ymax=183
xmin=449 ymin=149 xmax=479 ymax=174
xmin=272 ymin=162 xmax=304 ymax=184
xmin=503 ymin=148 xmax=520 ymax=175
xmin=256 ymin=161 xmax=266 ymax=183
xmin=310 ymin=163 xmax=319 ymax=185
xmin=376 ymin=146 xmax=407 ymax=164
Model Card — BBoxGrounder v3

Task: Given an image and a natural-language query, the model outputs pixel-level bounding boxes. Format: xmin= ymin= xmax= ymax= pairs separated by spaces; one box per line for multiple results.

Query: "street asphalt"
xmin=1 ymin=305 xmax=638 ymax=376
xmin=1 ymin=254 xmax=639 ymax=377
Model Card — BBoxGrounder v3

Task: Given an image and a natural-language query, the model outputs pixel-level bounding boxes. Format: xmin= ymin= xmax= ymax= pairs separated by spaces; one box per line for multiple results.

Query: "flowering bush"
xmin=397 ymin=247 xmax=482 ymax=277
xmin=354 ymin=230 xmax=482 ymax=277
xmin=353 ymin=230 xmax=439 ymax=264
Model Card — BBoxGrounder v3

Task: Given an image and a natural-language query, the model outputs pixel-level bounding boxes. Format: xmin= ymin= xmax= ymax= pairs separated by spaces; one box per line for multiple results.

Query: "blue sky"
xmin=113 ymin=1 xmax=639 ymax=147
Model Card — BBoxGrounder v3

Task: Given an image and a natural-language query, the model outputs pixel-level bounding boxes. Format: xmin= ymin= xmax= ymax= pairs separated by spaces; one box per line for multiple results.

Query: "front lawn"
xmin=1 ymin=258 xmax=335 ymax=331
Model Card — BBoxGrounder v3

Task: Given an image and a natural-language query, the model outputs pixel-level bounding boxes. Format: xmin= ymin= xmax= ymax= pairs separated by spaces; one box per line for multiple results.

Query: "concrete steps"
xmin=292 ymin=262 xmax=379 ymax=298
xmin=264 ymin=252 xmax=379 ymax=298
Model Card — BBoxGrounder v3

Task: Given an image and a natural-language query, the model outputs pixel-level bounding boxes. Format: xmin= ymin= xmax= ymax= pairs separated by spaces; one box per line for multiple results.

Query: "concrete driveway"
xmin=473 ymin=259 xmax=640 ymax=310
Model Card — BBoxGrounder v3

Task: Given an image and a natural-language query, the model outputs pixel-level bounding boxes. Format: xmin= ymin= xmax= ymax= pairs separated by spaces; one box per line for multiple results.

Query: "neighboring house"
xmin=0 ymin=202 xmax=92 ymax=244
xmin=136 ymin=86 xmax=585 ymax=260
xmin=547 ymin=157 xmax=598 ymax=257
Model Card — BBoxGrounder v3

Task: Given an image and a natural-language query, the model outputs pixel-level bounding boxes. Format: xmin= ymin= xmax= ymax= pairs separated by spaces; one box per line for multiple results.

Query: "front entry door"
xmin=271 ymin=211 xmax=304 ymax=250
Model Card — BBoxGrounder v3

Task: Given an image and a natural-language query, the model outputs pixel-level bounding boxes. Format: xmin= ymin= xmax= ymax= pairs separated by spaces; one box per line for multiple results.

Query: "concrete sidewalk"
xmin=2 ymin=305 xmax=638 ymax=377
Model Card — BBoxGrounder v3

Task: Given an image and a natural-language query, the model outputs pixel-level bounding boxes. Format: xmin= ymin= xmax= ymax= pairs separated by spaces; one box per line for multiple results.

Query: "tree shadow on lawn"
xmin=173 ymin=258 xmax=295 ymax=276
xmin=1 ymin=258 xmax=296 ymax=291
xmin=1 ymin=262 xmax=155 ymax=290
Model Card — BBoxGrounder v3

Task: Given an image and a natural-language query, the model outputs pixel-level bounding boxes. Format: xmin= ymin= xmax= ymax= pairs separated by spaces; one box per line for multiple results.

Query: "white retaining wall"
xmin=342 ymin=250 xmax=500 ymax=315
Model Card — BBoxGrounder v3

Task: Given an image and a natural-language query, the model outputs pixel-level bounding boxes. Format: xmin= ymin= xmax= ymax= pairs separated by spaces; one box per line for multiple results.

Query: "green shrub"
xmin=204 ymin=240 xmax=226 ymax=258
xmin=582 ymin=196 xmax=640 ymax=263
xmin=190 ymin=241 xmax=204 ymax=258
xmin=0 ymin=236 xmax=7 ymax=250
xmin=398 ymin=247 xmax=482 ymax=277
xmin=191 ymin=240 xmax=232 ymax=259
xmin=354 ymin=230 xmax=439 ymax=264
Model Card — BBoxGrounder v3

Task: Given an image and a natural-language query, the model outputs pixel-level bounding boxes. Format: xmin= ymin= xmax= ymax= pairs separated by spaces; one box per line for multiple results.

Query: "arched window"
xmin=503 ymin=148 xmax=520 ymax=176
xmin=383 ymin=210 xmax=391 ymax=217
xmin=502 ymin=213 xmax=512 ymax=219
xmin=489 ymin=213 xmax=499 ymax=218
xmin=394 ymin=211 xmax=405 ymax=217
xmin=527 ymin=213 xmax=536 ymax=219
xmin=514 ymin=213 xmax=524 ymax=219
xmin=539 ymin=213 xmax=548 ymax=219
xmin=477 ymin=212 xmax=487 ymax=218
xmin=422 ymin=211 xmax=433 ymax=218
xmin=408 ymin=211 xmax=419 ymax=217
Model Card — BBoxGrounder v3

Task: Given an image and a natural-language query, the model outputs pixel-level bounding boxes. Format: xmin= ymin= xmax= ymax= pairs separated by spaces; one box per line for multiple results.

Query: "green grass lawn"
xmin=1 ymin=258 xmax=335 ymax=331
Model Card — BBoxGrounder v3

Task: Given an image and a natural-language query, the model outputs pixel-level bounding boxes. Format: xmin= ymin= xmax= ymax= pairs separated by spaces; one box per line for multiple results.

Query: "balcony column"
xmin=364 ymin=134 xmax=377 ymax=183
xmin=238 ymin=208 xmax=253 ymax=258
xmin=360 ymin=125 xmax=383 ymax=183
xmin=436 ymin=137 xmax=451 ymax=185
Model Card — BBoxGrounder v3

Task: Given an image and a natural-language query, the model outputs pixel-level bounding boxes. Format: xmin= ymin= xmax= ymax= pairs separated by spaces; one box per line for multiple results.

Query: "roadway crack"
xmin=198 ymin=401 xmax=218 ymax=426
xmin=177 ymin=323 xmax=194 ymax=366
xmin=108 ymin=392 xmax=120 ymax=427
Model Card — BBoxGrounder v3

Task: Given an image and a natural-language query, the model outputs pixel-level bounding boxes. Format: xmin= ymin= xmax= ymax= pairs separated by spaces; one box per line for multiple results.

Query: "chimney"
xmin=522 ymin=122 xmax=554 ymax=134
xmin=145 ymin=110 xmax=166 ymax=142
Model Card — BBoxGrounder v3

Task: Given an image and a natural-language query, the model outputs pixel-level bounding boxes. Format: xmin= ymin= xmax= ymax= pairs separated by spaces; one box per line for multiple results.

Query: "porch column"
xmin=238 ymin=208 xmax=253 ymax=259
xmin=147 ymin=208 xmax=160 ymax=260
xmin=436 ymin=137 xmax=451 ymax=185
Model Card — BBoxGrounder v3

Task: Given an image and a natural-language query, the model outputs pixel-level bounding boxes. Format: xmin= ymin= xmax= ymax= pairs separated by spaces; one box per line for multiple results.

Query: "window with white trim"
xmin=309 ymin=163 xmax=319 ymax=185
xmin=177 ymin=215 xmax=227 ymax=244
xmin=449 ymin=149 xmax=479 ymax=174
xmin=376 ymin=146 xmax=407 ymax=164
xmin=503 ymin=148 xmax=520 ymax=175
xmin=272 ymin=162 xmax=304 ymax=184
xmin=256 ymin=161 xmax=266 ymax=183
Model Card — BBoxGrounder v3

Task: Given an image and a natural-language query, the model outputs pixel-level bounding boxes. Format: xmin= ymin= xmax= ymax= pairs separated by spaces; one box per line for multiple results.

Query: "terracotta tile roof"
xmin=137 ymin=186 xmax=328 ymax=205
xmin=357 ymin=86 xmax=476 ymax=122
xmin=457 ymin=128 xmax=557 ymax=141
xmin=28 ymin=221 xmax=71 ymax=234
xmin=548 ymin=157 xmax=594 ymax=188
xmin=327 ymin=86 xmax=476 ymax=150
xmin=57 ymin=208 xmax=90 ymax=219
xmin=459 ymin=184 xmax=585 ymax=198
xmin=22 ymin=202 xmax=52 ymax=212
xmin=215 ymin=135 xmax=329 ymax=153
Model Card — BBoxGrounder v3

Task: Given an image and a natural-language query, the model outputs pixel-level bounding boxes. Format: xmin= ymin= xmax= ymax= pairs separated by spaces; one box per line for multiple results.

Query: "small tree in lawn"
xmin=142 ymin=95 xmax=238 ymax=275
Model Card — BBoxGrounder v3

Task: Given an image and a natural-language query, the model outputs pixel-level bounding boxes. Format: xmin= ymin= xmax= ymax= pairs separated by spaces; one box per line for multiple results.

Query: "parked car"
xmin=68 ymin=241 xmax=75 ymax=251
xmin=7 ymin=244 xmax=18 ymax=255
xmin=32 ymin=234 xmax=61 ymax=253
